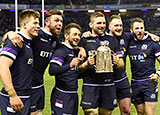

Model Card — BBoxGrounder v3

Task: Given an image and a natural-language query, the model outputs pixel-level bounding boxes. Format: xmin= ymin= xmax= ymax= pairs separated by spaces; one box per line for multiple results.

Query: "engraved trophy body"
xmin=96 ymin=41 xmax=113 ymax=73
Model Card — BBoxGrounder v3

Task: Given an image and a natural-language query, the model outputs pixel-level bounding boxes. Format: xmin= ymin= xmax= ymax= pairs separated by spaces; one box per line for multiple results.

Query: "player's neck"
xmin=20 ymin=29 xmax=33 ymax=39
xmin=91 ymin=31 xmax=99 ymax=37
xmin=109 ymin=31 xmax=114 ymax=37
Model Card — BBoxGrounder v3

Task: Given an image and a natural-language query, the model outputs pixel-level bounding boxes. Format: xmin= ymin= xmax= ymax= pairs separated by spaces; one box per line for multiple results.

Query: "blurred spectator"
xmin=0 ymin=10 xmax=160 ymax=39
xmin=0 ymin=0 xmax=159 ymax=5
xmin=0 ymin=10 xmax=15 ymax=39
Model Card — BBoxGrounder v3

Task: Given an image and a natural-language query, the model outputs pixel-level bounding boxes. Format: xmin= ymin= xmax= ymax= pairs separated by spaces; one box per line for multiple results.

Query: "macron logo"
xmin=26 ymin=45 xmax=30 ymax=49
xmin=40 ymin=38 xmax=48 ymax=42
xmin=129 ymin=46 xmax=136 ymax=48
xmin=69 ymin=54 xmax=74 ymax=57
xmin=87 ymin=40 xmax=96 ymax=43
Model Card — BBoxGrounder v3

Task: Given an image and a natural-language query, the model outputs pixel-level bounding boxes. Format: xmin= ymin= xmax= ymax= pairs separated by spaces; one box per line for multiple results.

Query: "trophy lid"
xmin=100 ymin=41 xmax=106 ymax=46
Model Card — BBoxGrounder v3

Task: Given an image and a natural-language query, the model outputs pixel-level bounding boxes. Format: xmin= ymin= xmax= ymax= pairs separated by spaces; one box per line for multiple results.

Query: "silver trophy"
xmin=95 ymin=41 xmax=113 ymax=73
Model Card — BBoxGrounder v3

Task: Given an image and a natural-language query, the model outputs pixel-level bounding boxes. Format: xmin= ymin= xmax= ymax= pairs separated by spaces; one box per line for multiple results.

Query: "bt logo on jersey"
xmin=130 ymin=55 xmax=137 ymax=60
xmin=40 ymin=51 xmax=50 ymax=57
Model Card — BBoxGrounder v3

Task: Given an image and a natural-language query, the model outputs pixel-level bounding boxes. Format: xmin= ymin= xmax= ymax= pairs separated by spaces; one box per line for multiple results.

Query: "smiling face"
xmin=65 ymin=27 xmax=81 ymax=47
xmin=131 ymin=22 xmax=145 ymax=40
xmin=25 ymin=16 xmax=40 ymax=38
xmin=109 ymin=18 xmax=123 ymax=37
xmin=46 ymin=14 xmax=63 ymax=36
xmin=19 ymin=9 xmax=40 ymax=38
xmin=90 ymin=16 xmax=106 ymax=36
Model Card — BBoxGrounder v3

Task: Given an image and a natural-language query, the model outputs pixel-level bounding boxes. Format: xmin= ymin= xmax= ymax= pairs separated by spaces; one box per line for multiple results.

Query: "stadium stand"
xmin=0 ymin=0 xmax=160 ymax=43
xmin=0 ymin=10 xmax=15 ymax=41
xmin=0 ymin=9 xmax=160 ymax=43
xmin=1 ymin=0 xmax=160 ymax=5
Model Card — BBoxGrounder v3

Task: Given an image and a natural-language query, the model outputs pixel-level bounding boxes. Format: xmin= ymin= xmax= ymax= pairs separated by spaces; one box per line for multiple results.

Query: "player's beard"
xmin=50 ymin=25 xmax=62 ymax=36
xmin=69 ymin=40 xmax=79 ymax=47
xmin=112 ymin=30 xmax=122 ymax=37
xmin=135 ymin=32 xmax=144 ymax=40
xmin=94 ymin=28 xmax=105 ymax=36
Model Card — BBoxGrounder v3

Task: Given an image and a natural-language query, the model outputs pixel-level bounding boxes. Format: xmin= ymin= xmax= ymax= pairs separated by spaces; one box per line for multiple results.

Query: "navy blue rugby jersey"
xmin=112 ymin=32 xmax=131 ymax=80
xmin=31 ymin=28 xmax=59 ymax=86
xmin=127 ymin=34 xmax=160 ymax=80
xmin=49 ymin=42 xmax=78 ymax=91
xmin=78 ymin=34 xmax=120 ymax=84
xmin=0 ymin=32 xmax=33 ymax=96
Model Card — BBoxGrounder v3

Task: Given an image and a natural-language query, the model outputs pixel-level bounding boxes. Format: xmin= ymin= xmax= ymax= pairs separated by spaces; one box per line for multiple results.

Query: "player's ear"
xmin=108 ymin=25 xmax=111 ymax=30
xmin=23 ymin=22 xmax=27 ymax=29
xmin=108 ymin=24 xmax=111 ymax=30
xmin=89 ymin=22 xmax=92 ymax=29
xmin=130 ymin=28 xmax=133 ymax=33
xmin=45 ymin=19 xmax=50 ymax=26
xmin=64 ymin=33 xmax=69 ymax=40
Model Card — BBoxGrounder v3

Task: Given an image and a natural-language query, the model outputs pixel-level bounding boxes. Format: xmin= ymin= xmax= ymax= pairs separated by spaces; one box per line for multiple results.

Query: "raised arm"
xmin=74 ymin=46 xmax=86 ymax=62
xmin=49 ymin=57 xmax=81 ymax=76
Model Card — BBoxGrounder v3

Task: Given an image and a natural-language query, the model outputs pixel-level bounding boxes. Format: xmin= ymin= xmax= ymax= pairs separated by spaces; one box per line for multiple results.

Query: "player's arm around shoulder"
xmin=81 ymin=31 xmax=93 ymax=38
xmin=146 ymin=31 xmax=160 ymax=42
xmin=2 ymin=31 xmax=23 ymax=48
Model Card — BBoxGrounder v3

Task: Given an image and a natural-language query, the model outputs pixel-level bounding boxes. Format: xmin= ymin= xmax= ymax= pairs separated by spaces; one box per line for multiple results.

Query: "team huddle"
xmin=0 ymin=9 xmax=160 ymax=115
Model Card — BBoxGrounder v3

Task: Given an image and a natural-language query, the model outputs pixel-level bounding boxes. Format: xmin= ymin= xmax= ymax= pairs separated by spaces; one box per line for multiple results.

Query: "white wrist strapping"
xmin=156 ymin=70 xmax=160 ymax=77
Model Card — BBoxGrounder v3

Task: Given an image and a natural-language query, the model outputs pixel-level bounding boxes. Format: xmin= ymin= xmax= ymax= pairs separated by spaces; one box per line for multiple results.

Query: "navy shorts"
xmin=131 ymin=79 xmax=158 ymax=104
xmin=80 ymin=85 xmax=117 ymax=110
xmin=114 ymin=77 xmax=132 ymax=99
xmin=0 ymin=94 xmax=30 ymax=115
xmin=30 ymin=85 xmax=45 ymax=112
xmin=50 ymin=87 xmax=78 ymax=115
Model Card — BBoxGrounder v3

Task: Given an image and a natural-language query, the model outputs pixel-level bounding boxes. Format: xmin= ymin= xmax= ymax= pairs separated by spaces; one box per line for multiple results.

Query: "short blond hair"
xmin=130 ymin=17 xmax=144 ymax=29
xmin=64 ymin=23 xmax=81 ymax=35
xmin=19 ymin=9 xmax=40 ymax=27
xmin=90 ymin=12 xmax=105 ymax=23
xmin=108 ymin=15 xmax=121 ymax=24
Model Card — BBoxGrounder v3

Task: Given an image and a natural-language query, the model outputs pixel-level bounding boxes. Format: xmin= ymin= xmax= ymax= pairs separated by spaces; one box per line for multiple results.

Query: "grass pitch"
xmin=0 ymin=57 xmax=160 ymax=115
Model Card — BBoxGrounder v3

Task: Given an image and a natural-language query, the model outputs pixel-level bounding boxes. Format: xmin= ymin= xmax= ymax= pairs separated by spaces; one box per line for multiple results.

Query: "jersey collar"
xmin=41 ymin=27 xmax=52 ymax=36
xmin=62 ymin=42 xmax=73 ymax=49
xmin=91 ymin=33 xmax=105 ymax=37
xmin=133 ymin=33 xmax=148 ymax=41
xmin=17 ymin=31 xmax=32 ymax=40
xmin=105 ymin=31 xmax=112 ymax=37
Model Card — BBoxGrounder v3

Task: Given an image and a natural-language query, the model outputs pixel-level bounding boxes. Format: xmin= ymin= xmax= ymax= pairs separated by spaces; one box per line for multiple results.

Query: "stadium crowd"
xmin=0 ymin=9 xmax=160 ymax=115
xmin=0 ymin=10 xmax=160 ymax=44
xmin=0 ymin=0 xmax=160 ymax=5
xmin=0 ymin=0 xmax=160 ymax=114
